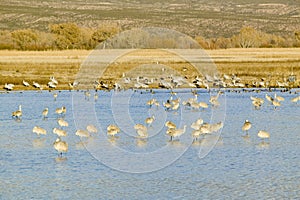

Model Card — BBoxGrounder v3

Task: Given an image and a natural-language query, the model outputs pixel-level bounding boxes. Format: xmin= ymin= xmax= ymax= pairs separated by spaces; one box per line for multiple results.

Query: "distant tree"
xmin=49 ymin=23 xmax=82 ymax=49
xmin=194 ymin=36 xmax=210 ymax=49
xmin=11 ymin=29 xmax=38 ymax=50
xmin=232 ymin=26 xmax=262 ymax=48
xmin=295 ymin=31 xmax=300 ymax=41
xmin=0 ymin=30 xmax=14 ymax=49
xmin=215 ymin=37 xmax=232 ymax=49
xmin=91 ymin=25 xmax=120 ymax=46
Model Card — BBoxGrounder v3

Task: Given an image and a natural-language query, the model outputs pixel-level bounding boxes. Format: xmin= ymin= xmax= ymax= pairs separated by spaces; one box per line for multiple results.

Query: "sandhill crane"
xmin=42 ymin=108 xmax=48 ymax=119
xmin=94 ymin=93 xmax=98 ymax=102
xmin=55 ymin=106 xmax=66 ymax=116
xmin=242 ymin=120 xmax=252 ymax=135
xmin=274 ymin=93 xmax=284 ymax=102
xmin=107 ymin=124 xmax=120 ymax=136
xmin=145 ymin=115 xmax=155 ymax=126
xmin=291 ymin=96 xmax=300 ymax=103
xmin=57 ymin=118 xmax=69 ymax=127
xmin=53 ymin=93 xmax=58 ymax=101
xmin=87 ymin=124 xmax=98 ymax=133
xmin=53 ymin=138 xmax=68 ymax=157
xmin=166 ymin=125 xmax=187 ymax=141
xmin=165 ymin=121 xmax=176 ymax=129
xmin=134 ymin=124 xmax=148 ymax=139
xmin=33 ymin=126 xmax=47 ymax=136
xmin=257 ymin=130 xmax=270 ymax=141
xmin=75 ymin=129 xmax=90 ymax=138
xmin=199 ymin=102 xmax=208 ymax=110
xmin=272 ymin=100 xmax=281 ymax=109
xmin=12 ymin=105 xmax=22 ymax=119
xmin=191 ymin=118 xmax=204 ymax=130
xmin=53 ymin=128 xmax=67 ymax=137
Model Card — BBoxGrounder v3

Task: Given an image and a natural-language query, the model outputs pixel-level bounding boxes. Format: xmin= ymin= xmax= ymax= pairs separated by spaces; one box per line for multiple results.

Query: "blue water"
xmin=0 ymin=89 xmax=299 ymax=199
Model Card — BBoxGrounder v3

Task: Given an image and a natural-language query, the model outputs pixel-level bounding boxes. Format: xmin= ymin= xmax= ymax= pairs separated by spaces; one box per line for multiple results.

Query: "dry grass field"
xmin=0 ymin=48 xmax=299 ymax=90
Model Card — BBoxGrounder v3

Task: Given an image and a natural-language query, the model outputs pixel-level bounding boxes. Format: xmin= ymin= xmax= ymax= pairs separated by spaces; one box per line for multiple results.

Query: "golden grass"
xmin=0 ymin=48 xmax=299 ymax=90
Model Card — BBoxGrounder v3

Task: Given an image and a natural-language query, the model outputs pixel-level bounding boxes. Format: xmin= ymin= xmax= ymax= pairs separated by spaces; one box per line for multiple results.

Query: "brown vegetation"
xmin=0 ymin=23 xmax=300 ymax=50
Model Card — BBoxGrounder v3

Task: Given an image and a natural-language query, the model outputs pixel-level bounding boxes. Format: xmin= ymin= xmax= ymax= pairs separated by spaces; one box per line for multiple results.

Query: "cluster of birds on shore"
xmin=9 ymin=83 xmax=299 ymax=158
xmin=3 ymin=71 xmax=295 ymax=92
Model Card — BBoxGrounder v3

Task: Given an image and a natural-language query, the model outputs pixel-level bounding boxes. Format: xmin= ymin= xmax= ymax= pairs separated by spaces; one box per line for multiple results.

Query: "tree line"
xmin=0 ymin=23 xmax=299 ymax=50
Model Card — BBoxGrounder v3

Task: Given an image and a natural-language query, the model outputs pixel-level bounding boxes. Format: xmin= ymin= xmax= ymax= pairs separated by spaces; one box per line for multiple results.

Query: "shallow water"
xmin=0 ymin=89 xmax=299 ymax=199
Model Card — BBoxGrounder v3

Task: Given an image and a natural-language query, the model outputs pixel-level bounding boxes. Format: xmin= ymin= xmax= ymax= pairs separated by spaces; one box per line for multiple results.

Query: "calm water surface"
xmin=0 ymin=89 xmax=299 ymax=199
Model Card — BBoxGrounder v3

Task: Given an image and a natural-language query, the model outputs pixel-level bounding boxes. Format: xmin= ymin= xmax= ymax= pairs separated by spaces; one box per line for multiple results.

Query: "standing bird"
xmin=107 ymin=124 xmax=120 ymax=137
xmin=4 ymin=83 xmax=14 ymax=90
xmin=53 ymin=128 xmax=67 ymax=137
xmin=53 ymin=138 xmax=68 ymax=157
xmin=33 ymin=126 xmax=47 ymax=136
xmin=166 ymin=125 xmax=187 ymax=141
xmin=22 ymin=80 xmax=30 ymax=87
xmin=145 ymin=115 xmax=155 ymax=126
xmin=53 ymin=93 xmax=58 ymax=101
xmin=134 ymin=124 xmax=148 ymax=139
xmin=257 ymin=130 xmax=270 ymax=142
xmin=12 ymin=105 xmax=22 ymax=119
xmin=165 ymin=121 xmax=176 ymax=129
xmin=75 ymin=129 xmax=90 ymax=138
xmin=42 ymin=108 xmax=48 ymax=119
xmin=55 ymin=106 xmax=66 ymax=116
xmin=274 ymin=93 xmax=284 ymax=102
xmin=94 ymin=93 xmax=98 ymax=102
xmin=87 ymin=124 xmax=98 ymax=134
xmin=57 ymin=118 xmax=69 ymax=127
xmin=242 ymin=120 xmax=252 ymax=135
xmin=272 ymin=100 xmax=281 ymax=110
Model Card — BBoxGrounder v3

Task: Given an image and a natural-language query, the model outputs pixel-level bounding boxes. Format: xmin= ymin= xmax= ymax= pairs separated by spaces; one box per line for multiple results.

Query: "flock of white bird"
xmin=3 ymin=71 xmax=294 ymax=92
xmin=7 ymin=72 xmax=300 ymax=157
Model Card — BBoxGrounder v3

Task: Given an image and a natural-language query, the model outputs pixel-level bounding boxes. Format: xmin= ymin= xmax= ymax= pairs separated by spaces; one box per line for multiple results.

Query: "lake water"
xmin=0 ymin=89 xmax=299 ymax=199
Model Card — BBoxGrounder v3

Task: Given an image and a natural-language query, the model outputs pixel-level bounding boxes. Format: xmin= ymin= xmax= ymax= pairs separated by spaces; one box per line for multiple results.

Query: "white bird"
xmin=86 ymin=124 xmax=98 ymax=133
xmin=165 ymin=121 xmax=176 ymax=129
xmin=272 ymin=100 xmax=281 ymax=109
xmin=12 ymin=105 xmax=22 ymax=119
xmin=166 ymin=125 xmax=187 ymax=141
xmin=274 ymin=94 xmax=284 ymax=102
xmin=57 ymin=118 xmax=69 ymax=127
xmin=33 ymin=126 xmax=47 ymax=136
xmin=242 ymin=120 xmax=252 ymax=135
xmin=42 ymin=108 xmax=48 ymax=119
xmin=291 ymin=96 xmax=300 ymax=103
xmin=48 ymin=81 xmax=57 ymax=88
xmin=53 ymin=128 xmax=67 ymax=137
xmin=32 ymin=81 xmax=41 ymax=89
xmin=191 ymin=118 xmax=204 ymax=130
xmin=53 ymin=138 xmax=68 ymax=157
xmin=257 ymin=130 xmax=270 ymax=140
xmin=265 ymin=94 xmax=273 ymax=103
xmin=4 ymin=83 xmax=14 ymax=90
xmin=22 ymin=80 xmax=30 ymax=87
xmin=50 ymin=76 xmax=58 ymax=85
xmin=134 ymin=124 xmax=148 ymax=138
xmin=53 ymin=93 xmax=58 ymax=101
xmin=55 ymin=106 xmax=66 ymax=115
xmin=199 ymin=102 xmax=208 ymax=109
xmin=107 ymin=124 xmax=120 ymax=136
xmin=75 ymin=129 xmax=90 ymax=138
xmin=145 ymin=115 xmax=155 ymax=126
